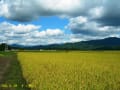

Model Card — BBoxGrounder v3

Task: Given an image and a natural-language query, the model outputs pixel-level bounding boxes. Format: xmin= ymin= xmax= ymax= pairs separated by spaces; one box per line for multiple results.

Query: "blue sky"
xmin=0 ymin=16 xmax=70 ymax=33
xmin=30 ymin=16 xmax=70 ymax=34
xmin=0 ymin=0 xmax=120 ymax=45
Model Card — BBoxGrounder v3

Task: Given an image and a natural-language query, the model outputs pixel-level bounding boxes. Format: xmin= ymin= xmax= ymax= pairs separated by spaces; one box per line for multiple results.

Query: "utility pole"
xmin=21 ymin=0 xmax=23 ymax=6
xmin=5 ymin=43 xmax=8 ymax=52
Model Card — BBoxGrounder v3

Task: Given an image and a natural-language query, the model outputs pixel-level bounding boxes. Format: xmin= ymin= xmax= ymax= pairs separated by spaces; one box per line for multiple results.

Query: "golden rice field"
xmin=18 ymin=51 xmax=120 ymax=90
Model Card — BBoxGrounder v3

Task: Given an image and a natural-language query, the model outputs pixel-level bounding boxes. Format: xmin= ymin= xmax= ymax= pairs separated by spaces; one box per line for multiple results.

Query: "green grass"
xmin=0 ymin=52 xmax=30 ymax=90
xmin=18 ymin=51 xmax=120 ymax=90
xmin=0 ymin=51 xmax=15 ymax=57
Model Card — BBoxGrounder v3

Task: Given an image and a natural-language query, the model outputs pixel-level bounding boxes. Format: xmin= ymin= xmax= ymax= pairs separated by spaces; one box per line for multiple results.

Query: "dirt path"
xmin=0 ymin=54 xmax=30 ymax=90
xmin=0 ymin=56 xmax=11 ymax=83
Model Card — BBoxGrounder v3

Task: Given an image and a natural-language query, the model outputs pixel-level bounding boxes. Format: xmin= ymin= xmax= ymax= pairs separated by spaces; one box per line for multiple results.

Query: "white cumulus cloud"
xmin=0 ymin=22 xmax=69 ymax=45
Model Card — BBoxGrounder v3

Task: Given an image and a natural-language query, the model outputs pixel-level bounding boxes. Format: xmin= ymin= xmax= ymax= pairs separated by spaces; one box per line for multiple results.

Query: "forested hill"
xmin=10 ymin=37 xmax=120 ymax=50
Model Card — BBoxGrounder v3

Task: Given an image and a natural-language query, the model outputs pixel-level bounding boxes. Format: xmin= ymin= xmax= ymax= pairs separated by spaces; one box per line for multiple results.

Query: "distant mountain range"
xmin=10 ymin=37 xmax=120 ymax=50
